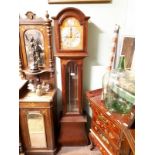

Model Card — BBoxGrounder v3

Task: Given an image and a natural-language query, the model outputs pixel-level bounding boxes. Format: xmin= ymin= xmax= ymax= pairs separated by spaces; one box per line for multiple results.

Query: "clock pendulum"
xmin=52 ymin=7 xmax=90 ymax=146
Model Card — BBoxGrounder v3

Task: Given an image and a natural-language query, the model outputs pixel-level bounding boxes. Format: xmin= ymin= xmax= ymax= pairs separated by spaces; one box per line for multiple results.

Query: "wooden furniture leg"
xmin=89 ymin=132 xmax=95 ymax=150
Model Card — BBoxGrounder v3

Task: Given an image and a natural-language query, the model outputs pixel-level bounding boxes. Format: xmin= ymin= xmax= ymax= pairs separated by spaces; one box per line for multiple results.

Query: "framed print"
xmin=48 ymin=0 xmax=111 ymax=4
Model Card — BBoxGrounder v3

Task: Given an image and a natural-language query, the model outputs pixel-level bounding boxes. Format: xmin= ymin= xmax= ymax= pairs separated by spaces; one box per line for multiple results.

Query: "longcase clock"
xmin=52 ymin=7 xmax=90 ymax=145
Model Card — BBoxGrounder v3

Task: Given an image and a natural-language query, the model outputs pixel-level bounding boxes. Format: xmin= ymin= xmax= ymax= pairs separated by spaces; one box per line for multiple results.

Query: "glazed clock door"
xmin=61 ymin=59 xmax=83 ymax=115
xmin=66 ymin=61 xmax=78 ymax=113
xmin=60 ymin=17 xmax=83 ymax=50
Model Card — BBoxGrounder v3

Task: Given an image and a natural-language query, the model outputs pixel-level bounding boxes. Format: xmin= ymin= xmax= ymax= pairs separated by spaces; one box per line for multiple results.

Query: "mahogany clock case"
xmin=52 ymin=7 xmax=90 ymax=116
xmin=52 ymin=7 xmax=90 ymax=146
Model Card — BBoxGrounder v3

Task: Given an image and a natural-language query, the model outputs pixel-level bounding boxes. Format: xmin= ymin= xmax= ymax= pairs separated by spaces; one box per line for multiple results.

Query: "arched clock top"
xmin=52 ymin=7 xmax=90 ymax=25
xmin=52 ymin=7 xmax=90 ymax=56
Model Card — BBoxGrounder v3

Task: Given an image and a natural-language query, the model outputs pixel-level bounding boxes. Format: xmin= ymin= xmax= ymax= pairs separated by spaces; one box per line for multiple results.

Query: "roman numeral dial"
xmin=60 ymin=17 xmax=83 ymax=50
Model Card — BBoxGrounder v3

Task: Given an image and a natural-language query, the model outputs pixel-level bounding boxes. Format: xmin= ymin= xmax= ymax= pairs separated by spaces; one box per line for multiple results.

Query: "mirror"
xmin=24 ymin=29 xmax=45 ymax=70
xmin=27 ymin=111 xmax=47 ymax=148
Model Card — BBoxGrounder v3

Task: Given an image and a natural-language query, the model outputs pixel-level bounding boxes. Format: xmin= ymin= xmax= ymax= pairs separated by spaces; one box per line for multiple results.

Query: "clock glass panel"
xmin=60 ymin=17 xmax=83 ymax=50
xmin=66 ymin=62 xmax=79 ymax=113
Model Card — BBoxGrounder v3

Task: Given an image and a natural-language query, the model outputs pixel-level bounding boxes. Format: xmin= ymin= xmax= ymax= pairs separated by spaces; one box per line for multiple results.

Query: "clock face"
xmin=60 ymin=17 xmax=83 ymax=50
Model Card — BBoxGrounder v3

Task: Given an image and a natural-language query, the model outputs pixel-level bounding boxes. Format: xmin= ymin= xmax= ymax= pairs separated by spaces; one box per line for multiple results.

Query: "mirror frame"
xmin=19 ymin=11 xmax=53 ymax=73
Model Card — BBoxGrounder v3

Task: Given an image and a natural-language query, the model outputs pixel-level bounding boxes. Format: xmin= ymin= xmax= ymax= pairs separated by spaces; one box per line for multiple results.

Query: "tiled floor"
xmin=20 ymin=145 xmax=102 ymax=155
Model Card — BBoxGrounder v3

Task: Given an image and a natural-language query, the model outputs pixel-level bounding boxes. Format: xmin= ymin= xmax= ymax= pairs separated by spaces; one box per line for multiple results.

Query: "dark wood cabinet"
xmin=19 ymin=11 xmax=57 ymax=154
xmin=86 ymin=89 xmax=135 ymax=155
xmin=19 ymin=88 xmax=57 ymax=155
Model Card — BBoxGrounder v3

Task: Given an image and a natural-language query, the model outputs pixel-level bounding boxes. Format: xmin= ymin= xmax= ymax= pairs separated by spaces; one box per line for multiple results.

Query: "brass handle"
xmin=94 ymin=126 xmax=98 ymax=131
xmin=98 ymin=115 xmax=108 ymax=124
xmin=101 ymin=134 xmax=109 ymax=145
xmin=109 ymin=132 xmax=114 ymax=139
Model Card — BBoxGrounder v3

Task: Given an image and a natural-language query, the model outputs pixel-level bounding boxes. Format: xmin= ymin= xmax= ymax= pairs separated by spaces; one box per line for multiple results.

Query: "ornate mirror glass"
xmin=24 ymin=30 xmax=45 ymax=69
xmin=66 ymin=62 xmax=79 ymax=113
xmin=27 ymin=111 xmax=47 ymax=148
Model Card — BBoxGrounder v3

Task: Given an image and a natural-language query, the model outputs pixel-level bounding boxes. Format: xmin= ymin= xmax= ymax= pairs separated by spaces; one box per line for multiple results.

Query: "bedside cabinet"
xmin=86 ymin=89 xmax=135 ymax=155
xmin=19 ymin=89 xmax=57 ymax=155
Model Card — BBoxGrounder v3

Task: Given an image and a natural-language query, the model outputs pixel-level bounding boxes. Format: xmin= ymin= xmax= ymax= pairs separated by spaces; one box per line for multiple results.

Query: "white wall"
xmin=19 ymin=0 xmax=135 ymax=115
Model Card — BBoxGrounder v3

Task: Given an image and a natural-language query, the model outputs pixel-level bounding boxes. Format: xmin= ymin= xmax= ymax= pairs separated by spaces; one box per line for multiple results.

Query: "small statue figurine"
xmin=27 ymin=80 xmax=36 ymax=92
xmin=41 ymin=81 xmax=50 ymax=94
xmin=36 ymin=84 xmax=43 ymax=96
xmin=28 ymin=36 xmax=43 ymax=73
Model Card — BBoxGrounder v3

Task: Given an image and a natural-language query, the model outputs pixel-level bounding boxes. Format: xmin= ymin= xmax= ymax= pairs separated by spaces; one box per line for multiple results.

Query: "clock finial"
xmin=25 ymin=11 xmax=36 ymax=20
xmin=45 ymin=11 xmax=49 ymax=20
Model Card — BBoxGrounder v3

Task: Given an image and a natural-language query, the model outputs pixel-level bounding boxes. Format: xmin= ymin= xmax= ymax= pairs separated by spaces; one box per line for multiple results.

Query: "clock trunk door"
xmin=66 ymin=62 xmax=79 ymax=113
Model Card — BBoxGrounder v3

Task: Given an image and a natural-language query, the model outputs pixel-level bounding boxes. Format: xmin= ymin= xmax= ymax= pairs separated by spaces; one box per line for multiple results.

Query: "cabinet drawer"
xmin=20 ymin=102 xmax=51 ymax=108
xmin=92 ymin=107 xmax=122 ymax=136
xmin=92 ymin=122 xmax=119 ymax=154
xmin=92 ymin=118 xmax=121 ymax=147
xmin=90 ymin=130 xmax=111 ymax=155
xmin=94 ymin=138 xmax=109 ymax=155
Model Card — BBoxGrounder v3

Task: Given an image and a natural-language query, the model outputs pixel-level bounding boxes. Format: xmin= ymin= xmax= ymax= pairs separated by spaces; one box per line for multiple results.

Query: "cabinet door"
xmin=19 ymin=108 xmax=52 ymax=150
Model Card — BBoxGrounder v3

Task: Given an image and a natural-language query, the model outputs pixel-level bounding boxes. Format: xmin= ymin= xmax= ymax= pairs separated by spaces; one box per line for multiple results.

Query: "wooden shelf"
xmin=22 ymin=69 xmax=51 ymax=76
xmin=60 ymin=115 xmax=87 ymax=123
xmin=19 ymin=89 xmax=56 ymax=103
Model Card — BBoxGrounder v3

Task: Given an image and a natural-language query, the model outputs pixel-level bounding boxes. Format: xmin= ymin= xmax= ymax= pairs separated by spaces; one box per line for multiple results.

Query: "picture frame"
xmin=48 ymin=0 xmax=111 ymax=4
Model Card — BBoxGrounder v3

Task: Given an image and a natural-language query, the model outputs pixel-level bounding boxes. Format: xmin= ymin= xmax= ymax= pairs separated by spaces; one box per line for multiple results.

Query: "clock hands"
xmin=61 ymin=18 xmax=82 ymax=49
xmin=70 ymin=27 xmax=72 ymax=38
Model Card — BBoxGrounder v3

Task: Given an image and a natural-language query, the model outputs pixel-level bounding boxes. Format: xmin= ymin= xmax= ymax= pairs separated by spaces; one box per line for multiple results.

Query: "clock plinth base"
xmin=58 ymin=115 xmax=88 ymax=146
